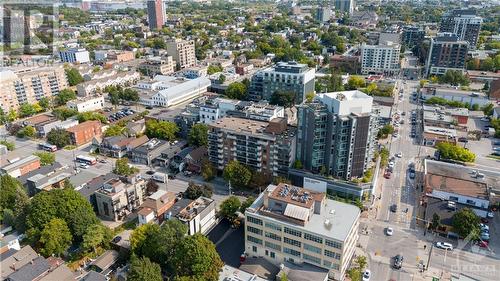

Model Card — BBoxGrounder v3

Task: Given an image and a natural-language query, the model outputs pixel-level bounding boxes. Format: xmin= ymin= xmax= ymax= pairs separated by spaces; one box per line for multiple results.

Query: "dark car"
xmin=393 ymin=255 xmax=403 ymax=269
xmin=458 ymin=137 xmax=468 ymax=143
xmin=146 ymin=170 xmax=155 ymax=175
xmin=146 ymin=106 xmax=153 ymax=109
xmin=390 ymin=204 xmax=398 ymax=212
xmin=112 ymin=236 xmax=122 ymax=243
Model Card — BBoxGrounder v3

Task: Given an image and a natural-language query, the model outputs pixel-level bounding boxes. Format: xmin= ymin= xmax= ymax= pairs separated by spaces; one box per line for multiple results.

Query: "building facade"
xmin=0 ymin=68 xmax=68 ymax=113
xmin=439 ymin=9 xmax=482 ymax=49
xmin=316 ymin=7 xmax=332 ymax=22
xmin=249 ymin=61 xmax=315 ymax=104
xmin=360 ymin=42 xmax=401 ymax=75
xmin=207 ymin=117 xmax=296 ymax=177
xmin=166 ymin=39 xmax=196 ymax=69
xmin=245 ymin=183 xmax=360 ymax=280
xmin=66 ymin=120 xmax=102 ymax=146
xmin=139 ymin=56 xmax=175 ymax=77
xmin=402 ymin=26 xmax=425 ymax=48
xmin=67 ymin=96 xmax=105 ymax=112
xmin=425 ymin=34 xmax=469 ymax=77
xmin=95 ymin=176 xmax=146 ymax=221
xmin=334 ymin=0 xmax=355 ymax=14
xmin=296 ymin=91 xmax=377 ymax=180
xmin=59 ymin=48 xmax=90 ymax=63
xmin=147 ymin=0 xmax=165 ymax=30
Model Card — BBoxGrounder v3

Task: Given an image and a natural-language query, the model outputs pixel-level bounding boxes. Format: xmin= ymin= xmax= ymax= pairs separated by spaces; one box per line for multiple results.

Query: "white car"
xmin=487 ymin=212 xmax=494 ymax=218
xmin=396 ymin=152 xmax=403 ymax=158
xmin=362 ymin=269 xmax=371 ymax=281
xmin=79 ymin=163 xmax=89 ymax=169
xmin=480 ymin=117 xmax=490 ymax=122
xmin=386 ymin=227 xmax=394 ymax=236
xmin=435 ymin=242 xmax=453 ymax=251
xmin=388 ymin=161 xmax=395 ymax=168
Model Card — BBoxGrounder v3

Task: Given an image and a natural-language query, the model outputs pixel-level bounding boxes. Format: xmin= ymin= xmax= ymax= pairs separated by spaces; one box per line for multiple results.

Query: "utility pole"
xmin=426 ymin=242 xmax=434 ymax=271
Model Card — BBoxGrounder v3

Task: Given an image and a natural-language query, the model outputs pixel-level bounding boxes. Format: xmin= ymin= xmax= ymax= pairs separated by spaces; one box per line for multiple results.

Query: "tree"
xmin=482 ymin=103 xmax=494 ymax=116
xmin=18 ymin=103 xmax=36 ymax=117
xmin=13 ymin=191 xmax=30 ymax=233
xmin=0 ymin=140 xmax=15 ymax=151
xmin=77 ymin=111 xmax=107 ymax=123
xmin=146 ymin=180 xmax=159 ymax=194
xmin=3 ymin=209 xmax=15 ymax=227
xmin=0 ymin=175 xmax=26 ymax=211
xmin=223 ymin=160 xmax=252 ymax=188
xmin=8 ymin=109 xmax=18 ymax=122
xmin=38 ymin=97 xmax=51 ymax=110
xmin=452 ymin=208 xmax=480 ymax=238
xmin=377 ymin=124 xmax=395 ymax=139
xmin=129 ymin=256 xmax=163 ymax=281
xmin=65 ymin=68 xmax=84 ymax=86
xmin=293 ymin=159 xmax=303 ymax=169
xmin=39 ymin=218 xmax=72 ymax=257
xmin=188 ymin=123 xmax=208 ymax=146
xmin=172 ymin=233 xmax=223 ymax=281
xmin=280 ymin=272 xmax=288 ymax=281
xmin=33 ymin=103 xmax=43 ymax=113
xmin=366 ymin=82 xmax=378 ymax=94
xmin=240 ymin=196 xmax=255 ymax=213
xmin=219 ymin=196 xmax=241 ymax=221
xmin=430 ymin=213 xmax=441 ymax=231
xmin=225 ymin=82 xmax=247 ymax=100
xmin=104 ymin=124 xmax=126 ymax=137
xmin=305 ymin=92 xmax=315 ymax=103
xmin=436 ymin=142 xmax=475 ymax=162
xmin=438 ymin=70 xmax=470 ymax=86
xmin=346 ymin=76 xmax=366 ymax=90
xmin=207 ymin=64 xmax=223 ymax=75
xmin=33 ymin=151 xmax=56 ymax=166
xmin=82 ymin=224 xmax=107 ymax=254
xmin=145 ymin=119 xmax=179 ymax=141
xmin=270 ymin=90 xmax=296 ymax=108
xmin=114 ymin=158 xmax=139 ymax=176
xmin=55 ymin=89 xmax=77 ymax=106
xmin=185 ymin=182 xmax=213 ymax=199
xmin=201 ymin=160 xmax=215 ymax=181
xmin=47 ymin=128 xmax=72 ymax=148
xmin=16 ymin=126 xmax=36 ymax=138
xmin=52 ymin=107 xmax=78 ymax=120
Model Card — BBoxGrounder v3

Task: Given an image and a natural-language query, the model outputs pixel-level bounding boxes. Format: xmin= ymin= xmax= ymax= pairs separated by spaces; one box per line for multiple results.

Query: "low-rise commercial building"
xmin=245 ymin=183 xmax=360 ymax=280
xmin=67 ymin=96 xmax=105 ymax=112
xmin=423 ymin=126 xmax=457 ymax=146
xmin=67 ymin=120 xmax=102 ymax=146
xmin=97 ymin=135 xmax=149 ymax=158
xmin=138 ymin=190 xmax=177 ymax=225
xmin=420 ymin=84 xmax=490 ymax=106
xmin=174 ymin=196 xmax=216 ymax=235
xmin=0 ymin=155 xmax=41 ymax=178
xmin=139 ymin=76 xmax=211 ymax=107
xmin=208 ymin=117 xmax=296 ymax=176
xmin=130 ymin=138 xmax=170 ymax=165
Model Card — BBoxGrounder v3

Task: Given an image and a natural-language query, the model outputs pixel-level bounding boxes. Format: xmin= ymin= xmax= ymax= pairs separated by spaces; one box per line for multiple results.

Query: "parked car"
xmin=477 ymin=241 xmax=489 ymax=248
xmin=435 ymin=242 xmax=453 ymax=251
xmin=386 ymin=227 xmax=394 ymax=236
xmin=409 ymin=171 xmax=415 ymax=179
xmin=393 ymin=255 xmax=403 ymax=269
xmin=79 ymin=163 xmax=89 ymax=169
xmin=395 ymin=152 xmax=403 ymax=158
xmin=458 ymin=137 xmax=468 ymax=142
xmin=362 ymin=269 xmax=371 ymax=281
xmin=390 ymin=204 xmax=398 ymax=212
xmin=388 ymin=161 xmax=395 ymax=168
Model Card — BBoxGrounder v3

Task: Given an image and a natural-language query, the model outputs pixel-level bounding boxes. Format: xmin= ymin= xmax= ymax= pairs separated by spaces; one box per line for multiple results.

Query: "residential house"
xmin=130 ymin=138 xmax=170 ymax=166
xmin=137 ymin=190 xmax=177 ymax=225
xmin=167 ymin=196 xmax=217 ymax=235
xmin=67 ymin=120 xmax=102 ymax=146
xmin=98 ymin=135 xmax=149 ymax=158
xmin=183 ymin=146 xmax=208 ymax=173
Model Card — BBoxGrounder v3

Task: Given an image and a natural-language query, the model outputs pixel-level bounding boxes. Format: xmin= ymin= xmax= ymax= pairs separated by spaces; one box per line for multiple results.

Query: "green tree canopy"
xmin=223 ymin=160 xmax=252 ymax=188
xmin=33 ymin=151 xmax=56 ymax=166
xmin=113 ymin=158 xmax=139 ymax=176
xmin=219 ymin=196 xmax=241 ymax=221
xmin=16 ymin=126 xmax=36 ymax=138
xmin=65 ymin=68 xmax=84 ymax=86
xmin=104 ymin=124 xmax=127 ymax=137
xmin=201 ymin=160 xmax=216 ymax=181
xmin=77 ymin=111 xmax=107 ymax=123
xmin=225 ymin=82 xmax=247 ymax=100
xmin=438 ymin=70 xmax=470 ymax=86
xmin=172 ymin=233 xmax=223 ymax=281
xmin=207 ymin=64 xmax=223 ymax=75
xmin=346 ymin=75 xmax=366 ymax=90
xmin=0 ymin=140 xmax=15 ymax=151
xmin=436 ymin=142 xmax=476 ymax=162
xmin=270 ymin=90 xmax=296 ymax=108
xmin=55 ymin=89 xmax=77 ymax=106
xmin=240 ymin=196 xmax=255 ymax=213
xmin=38 ymin=97 xmax=51 ymax=110
xmin=0 ymin=175 xmax=26 ymax=211
xmin=129 ymin=256 xmax=163 ymax=281
xmin=188 ymin=123 xmax=208 ymax=146
xmin=52 ymin=107 xmax=78 ymax=120
xmin=145 ymin=119 xmax=179 ymax=141
xmin=184 ymin=182 xmax=213 ymax=199
xmin=47 ymin=128 xmax=72 ymax=148
xmin=39 ymin=218 xmax=72 ymax=257
xmin=452 ymin=208 xmax=480 ymax=238
xmin=18 ymin=103 xmax=36 ymax=117
xmin=377 ymin=124 xmax=395 ymax=139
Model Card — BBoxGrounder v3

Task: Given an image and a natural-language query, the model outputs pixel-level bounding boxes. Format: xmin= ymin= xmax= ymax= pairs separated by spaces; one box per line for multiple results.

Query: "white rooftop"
xmin=317 ymin=90 xmax=373 ymax=116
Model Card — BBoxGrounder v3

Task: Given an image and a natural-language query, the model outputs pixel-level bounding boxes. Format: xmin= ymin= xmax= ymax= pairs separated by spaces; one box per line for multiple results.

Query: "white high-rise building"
xmin=360 ymin=41 xmax=401 ymax=75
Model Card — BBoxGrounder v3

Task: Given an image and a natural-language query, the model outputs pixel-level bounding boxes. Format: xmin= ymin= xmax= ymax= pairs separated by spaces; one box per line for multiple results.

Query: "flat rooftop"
xmin=248 ymin=185 xmax=360 ymax=242
xmin=211 ymin=117 xmax=270 ymax=137
xmin=317 ymin=90 xmax=371 ymax=101
xmin=423 ymin=126 xmax=457 ymax=137
xmin=424 ymin=160 xmax=498 ymax=200
xmin=269 ymin=183 xmax=325 ymax=209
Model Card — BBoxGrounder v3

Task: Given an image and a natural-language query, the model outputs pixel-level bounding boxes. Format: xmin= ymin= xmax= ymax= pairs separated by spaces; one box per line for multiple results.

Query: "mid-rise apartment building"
xmin=208 ymin=117 xmax=296 ymax=177
xmin=67 ymin=96 xmax=105 ymax=112
xmin=95 ymin=176 xmax=146 ymax=221
xmin=139 ymin=56 xmax=175 ymax=77
xmin=334 ymin=0 xmax=355 ymax=14
xmin=0 ymin=67 xmax=68 ymax=113
xmin=402 ymin=26 xmax=425 ymax=48
xmin=166 ymin=39 xmax=196 ymax=69
xmin=59 ymin=48 xmax=90 ymax=64
xmin=245 ymin=183 xmax=360 ymax=280
xmin=425 ymin=33 xmax=468 ymax=77
xmin=249 ymin=61 xmax=315 ymax=104
xmin=439 ymin=9 xmax=482 ymax=49
xmin=296 ymin=91 xmax=377 ymax=180
xmin=360 ymin=42 xmax=401 ymax=75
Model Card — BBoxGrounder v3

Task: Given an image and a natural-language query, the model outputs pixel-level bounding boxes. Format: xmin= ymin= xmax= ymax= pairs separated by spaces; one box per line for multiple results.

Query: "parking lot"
xmin=207 ymin=219 xmax=245 ymax=268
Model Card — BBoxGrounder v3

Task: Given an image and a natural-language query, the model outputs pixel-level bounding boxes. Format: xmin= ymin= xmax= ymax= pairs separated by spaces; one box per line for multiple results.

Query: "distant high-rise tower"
xmin=425 ymin=33 xmax=468 ymax=77
xmin=147 ymin=0 xmax=165 ymax=30
xmin=334 ymin=0 xmax=355 ymax=15
xmin=439 ymin=9 xmax=482 ymax=49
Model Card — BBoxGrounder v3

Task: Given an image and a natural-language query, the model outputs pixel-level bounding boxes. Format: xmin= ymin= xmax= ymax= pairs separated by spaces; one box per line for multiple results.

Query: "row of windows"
xmin=284 ymin=247 xmax=301 ymax=257
xmin=265 ymin=222 xmax=282 ymax=231
xmin=247 ymin=225 xmax=262 ymax=236
xmin=265 ymin=231 xmax=281 ymax=241
xmin=303 ymin=253 xmax=321 ymax=265
xmin=265 ymin=241 xmax=281 ymax=251
xmin=324 ymin=249 xmax=341 ymax=260
xmin=284 ymin=237 xmax=301 ymax=248
xmin=284 ymin=227 xmax=302 ymax=237
xmin=247 ymin=235 xmax=262 ymax=245
xmin=323 ymin=260 xmax=340 ymax=270
xmin=325 ymin=239 xmax=342 ymax=249
xmin=247 ymin=216 xmax=263 ymax=226
xmin=304 ymin=243 xmax=322 ymax=254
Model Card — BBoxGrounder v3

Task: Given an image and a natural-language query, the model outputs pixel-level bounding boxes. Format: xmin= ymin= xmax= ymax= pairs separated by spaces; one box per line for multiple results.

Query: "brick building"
xmin=66 ymin=120 xmax=102 ymax=146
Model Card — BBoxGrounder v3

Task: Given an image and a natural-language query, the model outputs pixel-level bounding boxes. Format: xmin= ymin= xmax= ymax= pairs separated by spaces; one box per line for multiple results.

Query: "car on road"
xmin=480 ymin=223 xmax=489 ymax=231
xmin=458 ymin=137 xmax=468 ymax=143
xmin=99 ymin=159 xmax=107 ymax=163
xmin=435 ymin=242 xmax=453 ymax=251
xmin=112 ymin=236 xmax=122 ymax=243
xmin=395 ymin=152 xmax=403 ymax=158
xmin=362 ymin=269 xmax=371 ymax=281
xmin=409 ymin=171 xmax=415 ymax=179
xmin=480 ymin=117 xmax=490 ymax=122
xmin=480 ymin=233 xmax=490 ymax=241
xmin=79 ymin=163 xmax=89 ymax=169
xmin=384 ymin=171 xmax=391 ymax=179
xmin=146 ymin=170 xmax=155 ymax=175
xmin=390 ymin=204 xmax=398 ymax=212
xmin=477 ymin=241 xmax=489 ymax=248
xmin=386 ymin=227 xmax=394 ymax=236
xmin=393 ymin=255 xmax=403 ymax=269
xmin=487 ymin=212 xmax=494 ymax=218
xmin=388 ymin=161 xmax=395 ymax=168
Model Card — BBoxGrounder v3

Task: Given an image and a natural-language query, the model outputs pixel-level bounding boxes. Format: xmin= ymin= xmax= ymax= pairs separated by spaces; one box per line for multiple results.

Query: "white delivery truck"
xmin=152 ymin=172 xmax=168 ymax=183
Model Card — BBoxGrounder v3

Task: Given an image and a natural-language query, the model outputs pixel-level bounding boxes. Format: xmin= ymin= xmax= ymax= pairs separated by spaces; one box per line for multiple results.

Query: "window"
xmin=449 ymin=196 xmax=459 ymax=201
xmin=323 ymin=260 xmax=331 ymax=267
xmin=247 ymin=216 xmax=263 ymax=226
xmin=466 ymin=199 xmax=475 ymax=205
xmin=270 ymin=251 xmax=276 ymax=259
xmin=252 ymin=246 xmax=257 ymax=253
xmin=284 ymin=227 xmax=302 ymax=237
xmin=247 ymin=235 xmax=262 ymax=245
xmin=284 ymin=237 xmax=301 ymax=248
xmin=304 ymin=243 xmax=321 ymax=254
xmin=247 ymin=226 xmax=262 ymax=236
xmin=265 ymin=241 xmax=281 ymax=251
xmin=303 ymin=253 xmax=321 ymax=265
xmin=326 ymin=239 xmax=342 ymax=249
xmin=265 ymin=232 xmax=281 ymax=241
xmin=284 ymin=247 xmax=301 ymax=257
xmin=265 ymin=250 xmax=269 ymax=256
xmin=331 ymin=263 xmax=340 ymax=270
xmin=304 ymin=233 xmax=323 ymax=244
